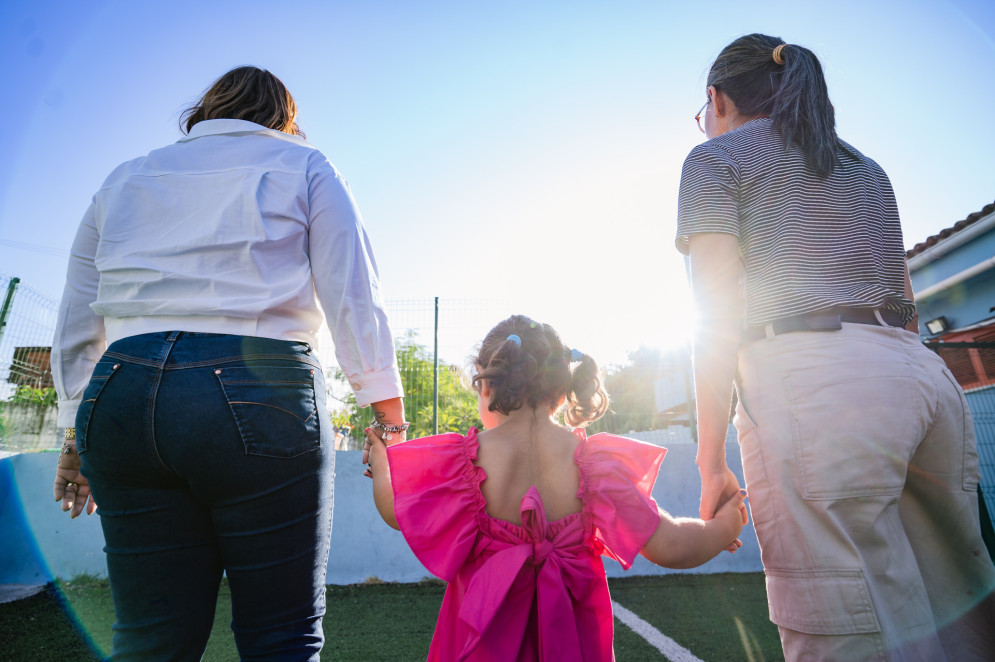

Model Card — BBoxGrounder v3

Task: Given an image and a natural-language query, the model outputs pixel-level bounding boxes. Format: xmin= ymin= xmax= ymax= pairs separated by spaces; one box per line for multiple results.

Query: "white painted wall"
xmin=0 ymin=432 xmax=761 ymax=586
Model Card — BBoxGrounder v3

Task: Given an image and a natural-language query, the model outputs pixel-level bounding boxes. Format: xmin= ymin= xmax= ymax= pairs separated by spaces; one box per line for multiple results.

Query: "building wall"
xmin=908 ymin=215 xmax=995 ymax=338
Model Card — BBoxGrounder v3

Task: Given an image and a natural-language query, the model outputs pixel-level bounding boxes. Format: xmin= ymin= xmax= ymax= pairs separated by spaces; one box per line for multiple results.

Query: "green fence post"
xmin=433 ymin=296 xmax=439 ymax=435
xmin=0 ymin=277 xmax=21 ymax=347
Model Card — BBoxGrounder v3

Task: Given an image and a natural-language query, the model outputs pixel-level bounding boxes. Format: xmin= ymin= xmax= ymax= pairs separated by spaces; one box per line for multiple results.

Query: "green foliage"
xmin=8 ymin=385 xmax=58 ymax=406
xmin=588 ymin=345 xmax=693 ymax=435
xmin=331 ymin=332 xmax=482 ymax=447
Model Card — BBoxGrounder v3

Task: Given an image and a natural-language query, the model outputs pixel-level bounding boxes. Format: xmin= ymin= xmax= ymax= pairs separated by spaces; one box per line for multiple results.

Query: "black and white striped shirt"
xmin=676 ymin=118 xmax=915 ymax=326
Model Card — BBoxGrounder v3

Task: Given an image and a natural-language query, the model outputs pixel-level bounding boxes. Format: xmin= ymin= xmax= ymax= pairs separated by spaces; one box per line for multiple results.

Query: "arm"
xmin=641 ymin=489 xmax=746 ymax=569
xmin=367 ymin=426 xmax=399 ymax=529
xmin=687 ymin=233 xmax=747 ymax=523
xmin=307 ymin=154 xmax=404 ymax=411
xmin=51 ymin=202 xmax=105 ymax=517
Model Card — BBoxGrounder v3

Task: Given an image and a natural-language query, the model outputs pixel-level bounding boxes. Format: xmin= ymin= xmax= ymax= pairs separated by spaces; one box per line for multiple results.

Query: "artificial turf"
xmin=0 ymin=573 xmax=782 ymax=661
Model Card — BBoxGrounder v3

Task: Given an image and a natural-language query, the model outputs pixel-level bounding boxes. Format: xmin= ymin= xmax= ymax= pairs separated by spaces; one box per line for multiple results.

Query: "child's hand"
xmin=363 ymin=426 xmax=386 ymax=479
xmin=715 ymin=489 xmax=747 ymax=553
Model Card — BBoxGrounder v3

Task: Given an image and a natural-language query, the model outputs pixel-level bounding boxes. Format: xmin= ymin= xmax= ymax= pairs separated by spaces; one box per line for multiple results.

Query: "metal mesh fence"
xmin=324 ymin=298 xmax=510 ymax=449
xmin=926 ymin=342 xmax=995 ymax=546
xmin=964 ymin=385 xmax=995 ymax=551
xmin=0 ymin=274 xmax=60 ymax=452
xmin=0 ymin=288 xmax=512 ymax=453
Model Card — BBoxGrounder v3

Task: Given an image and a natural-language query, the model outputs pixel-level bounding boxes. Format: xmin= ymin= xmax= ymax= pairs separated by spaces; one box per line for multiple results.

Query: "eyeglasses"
xmin=695 ymin=99 xmax=711 ymax=134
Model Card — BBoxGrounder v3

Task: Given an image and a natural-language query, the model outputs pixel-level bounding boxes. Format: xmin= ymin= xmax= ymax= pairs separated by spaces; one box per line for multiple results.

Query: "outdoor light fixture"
xmin=925 ymin=316 xmax=949 ymax=335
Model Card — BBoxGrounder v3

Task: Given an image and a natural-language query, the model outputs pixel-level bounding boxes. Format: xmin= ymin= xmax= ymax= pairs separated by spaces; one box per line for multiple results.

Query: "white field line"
xmin=612 ymin=600 xmax=705 ymax=662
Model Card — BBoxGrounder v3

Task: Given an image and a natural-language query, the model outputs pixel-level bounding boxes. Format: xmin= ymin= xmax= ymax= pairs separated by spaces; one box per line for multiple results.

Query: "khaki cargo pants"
xmin=736 ymin=323 xmax=995 ymax=661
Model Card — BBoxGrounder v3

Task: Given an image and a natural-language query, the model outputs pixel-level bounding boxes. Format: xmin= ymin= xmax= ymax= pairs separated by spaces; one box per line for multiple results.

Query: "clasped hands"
xmin=362 ymin=425 xmax=406 ymax=478
xmin=700 ymin=465 xmax=749 ymax=554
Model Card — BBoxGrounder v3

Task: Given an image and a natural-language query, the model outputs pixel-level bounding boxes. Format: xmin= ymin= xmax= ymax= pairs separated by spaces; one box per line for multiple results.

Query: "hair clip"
xmin=566 ymin=348 xmax=583 ymax=362
xmin=506 ymin=334 xmax=522 ymax=346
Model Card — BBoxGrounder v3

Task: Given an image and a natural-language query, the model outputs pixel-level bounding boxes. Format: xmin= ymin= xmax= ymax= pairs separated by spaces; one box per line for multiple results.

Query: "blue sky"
xmin=1 ymin=0 xmax=993 ymax=365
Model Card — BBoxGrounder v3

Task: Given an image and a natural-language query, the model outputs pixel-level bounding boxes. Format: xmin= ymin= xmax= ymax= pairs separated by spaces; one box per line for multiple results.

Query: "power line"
xmin=0 ymin=238 xmax=69 ymax=258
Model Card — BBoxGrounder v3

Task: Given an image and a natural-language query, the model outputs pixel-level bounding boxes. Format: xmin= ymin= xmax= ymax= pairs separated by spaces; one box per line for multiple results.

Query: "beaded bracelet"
xmin=369 ymin=419 xmax=410 ymax=441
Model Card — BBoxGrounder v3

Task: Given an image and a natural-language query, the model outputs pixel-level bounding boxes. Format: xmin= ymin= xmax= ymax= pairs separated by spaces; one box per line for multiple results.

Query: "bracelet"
xmin=65 ymin=427 xmax=76 ymax=441
xmin=369 ymin=419 xmax=410 ymax=441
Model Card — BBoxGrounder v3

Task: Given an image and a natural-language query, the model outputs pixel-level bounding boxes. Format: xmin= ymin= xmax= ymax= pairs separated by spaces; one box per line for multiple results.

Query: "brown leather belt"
xmin=742 ymin=308 xmax=904 ymax=343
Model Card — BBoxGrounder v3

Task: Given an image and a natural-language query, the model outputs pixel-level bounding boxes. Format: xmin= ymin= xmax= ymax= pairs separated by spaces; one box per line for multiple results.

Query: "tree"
xmin=330 ymin=332 xmax=481 ymax=449
xmin=587 ymin=345 xmax=694 ymax=435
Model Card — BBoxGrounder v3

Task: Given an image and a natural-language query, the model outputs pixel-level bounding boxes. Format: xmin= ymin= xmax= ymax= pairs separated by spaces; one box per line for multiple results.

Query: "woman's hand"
xmin=363 ymin=426 xmax=388 ymax=478
xmin=699 ymin=464 xmax=747 ymax=526
xmin=53 ymin=444 xmax=97 ymax=518
xmin=713 ymin=488 xmax=747 ymax=553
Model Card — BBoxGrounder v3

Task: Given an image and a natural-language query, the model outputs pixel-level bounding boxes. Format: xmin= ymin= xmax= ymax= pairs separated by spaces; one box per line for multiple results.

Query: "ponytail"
xmin=707 ymin=33 xmax=840 ymax=177
xmin=564 ymin=352 xmax=610 ymax=427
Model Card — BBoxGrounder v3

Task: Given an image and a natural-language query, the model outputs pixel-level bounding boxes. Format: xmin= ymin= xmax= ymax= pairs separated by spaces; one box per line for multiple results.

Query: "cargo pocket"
xmin=784 ymin=368 xmax=918 ymax=500
xmin=75 ymin=360 xmax=122 ymax=454
xmin=215 ymin=365 xmax=321 ymax=458
xmin=766 ymin=568 xmax=881 ymax=635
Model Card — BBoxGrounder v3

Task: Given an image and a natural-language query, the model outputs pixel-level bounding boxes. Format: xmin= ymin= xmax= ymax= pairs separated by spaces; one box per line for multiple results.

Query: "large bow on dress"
xmin=456 ymin=487 xmax=597 ymax=661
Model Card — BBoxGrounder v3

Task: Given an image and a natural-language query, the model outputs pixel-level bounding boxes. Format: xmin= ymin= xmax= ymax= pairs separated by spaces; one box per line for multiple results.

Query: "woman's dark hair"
xmin=181 ymin=66 xmax=304 ymax=137
xmin=708 ymin=33 xmax=839 ymax=176
xmin=472 ymin=315 xmax=609 ymax=427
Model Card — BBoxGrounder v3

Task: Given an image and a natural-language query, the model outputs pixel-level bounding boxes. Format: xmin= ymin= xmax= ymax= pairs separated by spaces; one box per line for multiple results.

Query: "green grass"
xmin=0 ymin=573 xmax=782 ymax=661
xmin=609 ymin=573 xmax=784 ymax=661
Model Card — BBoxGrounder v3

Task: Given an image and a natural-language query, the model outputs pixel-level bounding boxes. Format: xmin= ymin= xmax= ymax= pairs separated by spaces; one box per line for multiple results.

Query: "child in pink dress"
xmin=367 ymin=315 xmax=746 ymax=661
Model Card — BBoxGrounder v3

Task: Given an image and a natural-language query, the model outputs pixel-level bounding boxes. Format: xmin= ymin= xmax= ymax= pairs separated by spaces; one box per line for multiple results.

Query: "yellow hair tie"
xmin=772 ymin=44 xmax=786 ymax=66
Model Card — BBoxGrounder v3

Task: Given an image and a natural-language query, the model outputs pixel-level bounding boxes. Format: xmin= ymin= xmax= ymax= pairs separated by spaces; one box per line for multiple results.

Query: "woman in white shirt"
xmin=51 ymin=66 xmax=405 ymax=660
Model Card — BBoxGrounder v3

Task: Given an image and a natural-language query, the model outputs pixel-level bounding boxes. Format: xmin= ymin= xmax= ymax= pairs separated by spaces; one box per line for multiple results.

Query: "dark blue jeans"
xmin=77 ymin=332 xmax=334 ymax=661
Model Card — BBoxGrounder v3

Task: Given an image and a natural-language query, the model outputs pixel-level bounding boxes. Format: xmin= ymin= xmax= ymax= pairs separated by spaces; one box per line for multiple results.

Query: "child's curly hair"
xmin=471 ymin=315 xmax=609 ymax=427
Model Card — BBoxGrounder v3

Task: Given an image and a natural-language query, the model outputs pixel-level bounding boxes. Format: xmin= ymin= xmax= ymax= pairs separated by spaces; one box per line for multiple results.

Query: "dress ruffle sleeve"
xmin=386 ymin=430 xmax=486 ymax=582
xmin=576 ymin=433 xmax=666 ymax=569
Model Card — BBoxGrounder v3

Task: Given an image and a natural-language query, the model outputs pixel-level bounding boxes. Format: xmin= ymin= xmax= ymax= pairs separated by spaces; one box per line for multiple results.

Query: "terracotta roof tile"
xmin=906 ymin=201 xmax=995 ymax=259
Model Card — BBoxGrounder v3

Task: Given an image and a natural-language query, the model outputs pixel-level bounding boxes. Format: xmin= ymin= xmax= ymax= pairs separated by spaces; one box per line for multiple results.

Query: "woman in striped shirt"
xmin=676 ymin=33 xmax=995 ymax=661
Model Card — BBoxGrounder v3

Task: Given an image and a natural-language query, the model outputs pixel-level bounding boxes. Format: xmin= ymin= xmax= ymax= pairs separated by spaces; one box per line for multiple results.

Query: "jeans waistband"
xmin=104 ymin=331 xmax=320 ymax=369
xmin=742 ymin=308 xmax=904 ymax=344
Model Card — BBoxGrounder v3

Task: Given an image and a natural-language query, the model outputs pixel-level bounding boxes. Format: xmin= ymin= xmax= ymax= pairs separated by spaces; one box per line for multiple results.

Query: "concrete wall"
xmin=0 ymin=402 xmax=60 ymax=451
xmin=0 ymin=433 xmax=761 ymax=586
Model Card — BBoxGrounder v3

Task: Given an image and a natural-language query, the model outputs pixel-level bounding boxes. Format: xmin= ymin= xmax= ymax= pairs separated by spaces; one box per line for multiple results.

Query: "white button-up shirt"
xmin=52 ymin=119 xmax=402 ymax=426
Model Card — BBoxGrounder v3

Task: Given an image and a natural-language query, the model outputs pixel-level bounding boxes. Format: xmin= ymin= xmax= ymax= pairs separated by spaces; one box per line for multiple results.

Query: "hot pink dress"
xmin=386 ymin=428 xmax=666 ymax=661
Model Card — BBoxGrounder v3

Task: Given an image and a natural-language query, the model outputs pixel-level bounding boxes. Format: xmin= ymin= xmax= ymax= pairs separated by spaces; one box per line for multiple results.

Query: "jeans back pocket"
xmin=76 ymin=360 xmax=122 ymax=454
xmin=215 ymin=365 xmax=321 ymax=458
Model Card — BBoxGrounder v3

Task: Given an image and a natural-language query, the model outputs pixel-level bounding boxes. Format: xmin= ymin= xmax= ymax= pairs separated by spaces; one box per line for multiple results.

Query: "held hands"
xmin=53 ymin=443 xmax=97 ymax=518
xmin=362 ymin=427 xmax=382 ymax=478
xmin=362 ymin=423 xmax=407 ymax=479
xmin=699 ymin=465 xmax=747 ymax=524
xmin=713 ymin=488 xmax=747 ymax=553
xmin=699 ymin=465 xmax=748 ymax=554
